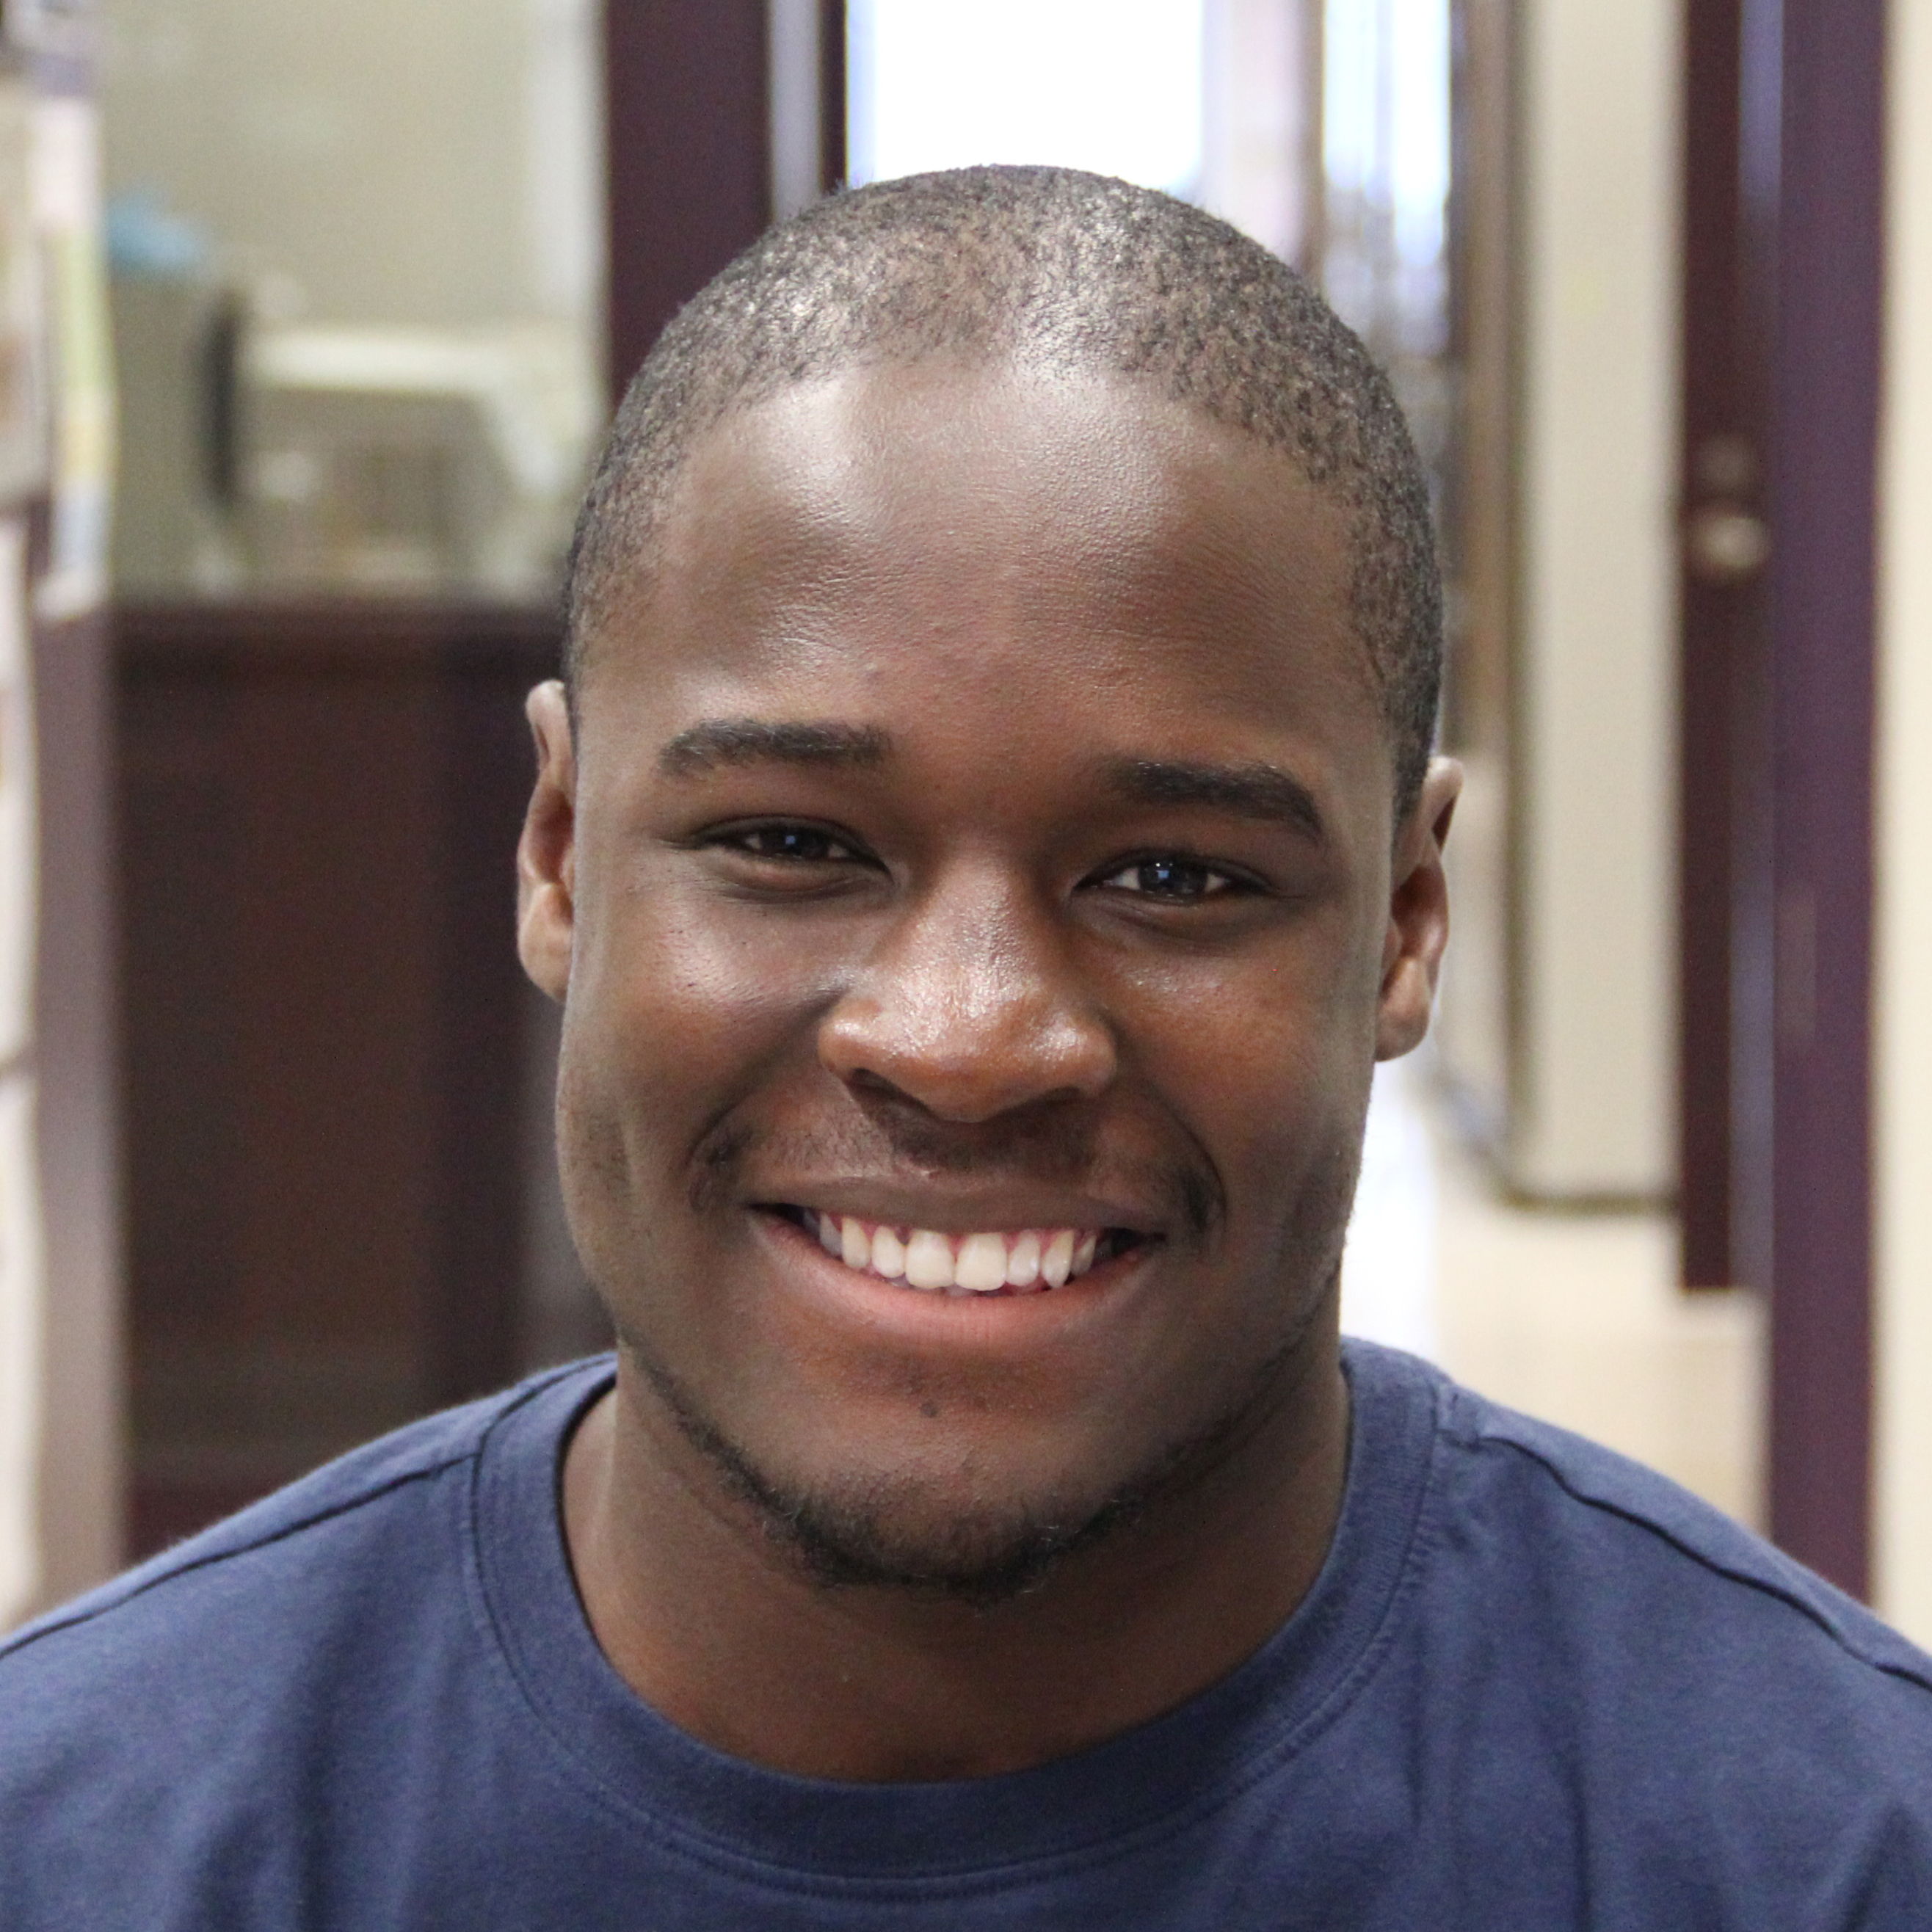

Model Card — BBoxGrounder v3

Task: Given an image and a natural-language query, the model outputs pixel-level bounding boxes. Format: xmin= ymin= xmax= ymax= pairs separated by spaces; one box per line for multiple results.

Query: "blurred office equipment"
xmin=112 ymin=283 xmax=594 ymax=600
xmin=107 ymin=270 xmax=238 ymax=594
xmin=240 ymin=322 xmax=589 ymax=599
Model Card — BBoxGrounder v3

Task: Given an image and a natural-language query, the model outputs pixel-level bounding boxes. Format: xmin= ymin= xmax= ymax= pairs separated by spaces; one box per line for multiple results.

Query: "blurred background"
xmin=2 ymin=0 xmax=1928 ymax=1647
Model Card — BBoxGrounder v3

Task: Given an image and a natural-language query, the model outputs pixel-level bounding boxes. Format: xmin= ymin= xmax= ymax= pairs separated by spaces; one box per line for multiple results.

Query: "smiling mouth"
xmin=769 ymin=1208 xmax=1152 ymax=1296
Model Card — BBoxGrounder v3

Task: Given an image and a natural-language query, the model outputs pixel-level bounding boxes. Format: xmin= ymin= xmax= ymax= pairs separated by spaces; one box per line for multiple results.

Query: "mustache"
xmin=689 ymin=1103 xmax=1225 ymax=1241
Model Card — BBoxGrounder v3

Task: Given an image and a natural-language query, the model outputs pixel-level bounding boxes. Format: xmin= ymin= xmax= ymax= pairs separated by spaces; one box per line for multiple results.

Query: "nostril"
xmin=843 ymin=1065 xmax=907 ymax=1099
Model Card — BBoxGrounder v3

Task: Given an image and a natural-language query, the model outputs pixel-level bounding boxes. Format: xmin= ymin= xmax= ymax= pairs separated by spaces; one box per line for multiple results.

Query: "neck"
xmin=561 ymin=1313 xmax=1350 ymax=1783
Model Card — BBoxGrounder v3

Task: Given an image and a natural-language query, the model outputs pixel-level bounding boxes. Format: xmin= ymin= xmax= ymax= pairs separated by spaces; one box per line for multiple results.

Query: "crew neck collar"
xmin=471 ymin=1339 xmax=1442 ymax=1887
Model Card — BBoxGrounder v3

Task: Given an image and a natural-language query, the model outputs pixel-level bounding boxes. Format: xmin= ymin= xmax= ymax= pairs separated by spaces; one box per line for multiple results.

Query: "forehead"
xmin=581 ymin=361 xmax=1379 ymax=771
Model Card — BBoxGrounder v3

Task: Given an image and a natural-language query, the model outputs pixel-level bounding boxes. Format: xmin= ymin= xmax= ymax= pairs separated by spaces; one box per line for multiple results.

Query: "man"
xmin=4 ymin=167 xmax=1930 ymax=1927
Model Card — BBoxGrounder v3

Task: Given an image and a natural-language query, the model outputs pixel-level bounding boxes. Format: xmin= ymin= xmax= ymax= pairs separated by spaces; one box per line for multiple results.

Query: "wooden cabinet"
xmin=115 ymin=599 xmax=604 ymax=1556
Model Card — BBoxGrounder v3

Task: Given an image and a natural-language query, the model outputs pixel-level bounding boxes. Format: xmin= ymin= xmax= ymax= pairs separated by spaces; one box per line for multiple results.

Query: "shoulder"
xmin=0 ymin=1359 xmax=609 ymax=1928
xmin=9 ymin=1373 xmax=509 ymax=1660
xmin=1348 ymin=1343 xmax=1932 ymax=1861
xmin=1416 ymin=1354 xmax=1932 ymax=1698
xmin=1337 ymin=1346 xmax=1932 ymax=1920
xmin=0 ymin=1358 xmax=604 ymax=1773
xmin=1292 ymin=1347 xmax=1932 ymax=1925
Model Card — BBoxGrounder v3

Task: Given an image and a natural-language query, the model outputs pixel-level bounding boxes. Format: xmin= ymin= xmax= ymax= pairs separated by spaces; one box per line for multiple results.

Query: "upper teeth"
xmin=810 ymin=1213 xmax=1102 ymax=1293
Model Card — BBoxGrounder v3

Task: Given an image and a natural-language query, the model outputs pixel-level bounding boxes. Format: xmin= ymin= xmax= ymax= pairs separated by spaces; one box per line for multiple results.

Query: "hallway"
xmin=1343 ymin=1059 xmax=1765 ymax=1529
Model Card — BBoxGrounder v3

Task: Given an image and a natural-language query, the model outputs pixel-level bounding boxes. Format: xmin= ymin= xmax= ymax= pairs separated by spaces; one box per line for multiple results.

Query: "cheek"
xmin=551 ymin=907 xmax=816 ymax=1332
xmin=1109 ymin=904 xmax=1380 ymax=1152
xmin=558 ymin=880 xmax=843 ymax=1195
xmin=1099 ymin=932 xmax=1376 ymax=1317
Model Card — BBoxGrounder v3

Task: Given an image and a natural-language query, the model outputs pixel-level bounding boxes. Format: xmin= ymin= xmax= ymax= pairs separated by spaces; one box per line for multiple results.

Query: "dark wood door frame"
xmin=818 ymin=0 xmax=849 ymax=192
xmin=603 ymin=0 xmax=847 ymax=406
xmin=1678 ymin=0 xmax=1768 ymax=1296
xmin=1763 ymin=0 xmax=1885 ymax=1596
xmin=1679 ymin=0 xmax=1885 ymax=1595
xmin=604 ymin=0 xmax=770 ymax=403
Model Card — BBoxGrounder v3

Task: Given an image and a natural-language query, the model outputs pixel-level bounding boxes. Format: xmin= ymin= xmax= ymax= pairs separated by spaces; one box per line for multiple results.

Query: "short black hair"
xmin=565 ymin=165 xmax=1441 ymax=812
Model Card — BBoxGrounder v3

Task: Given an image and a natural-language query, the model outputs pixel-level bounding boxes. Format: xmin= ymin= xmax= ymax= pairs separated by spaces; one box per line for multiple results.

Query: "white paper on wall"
xmin=0 ymin=79 xmax=47 ymax=504
xmin=0 ymin=1071 xmax=43 ymax=1626
xmin=29 ymin=95 xmax=110 ymax=620
xmin=0 ymin=514 xmax=32 ymax=1067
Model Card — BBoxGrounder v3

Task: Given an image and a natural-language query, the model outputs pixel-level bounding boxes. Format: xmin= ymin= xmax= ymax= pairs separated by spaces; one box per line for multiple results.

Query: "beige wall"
xmin=101 ymin=0 xmax=601 ymax=331
xmin=1875 ymin=0 xmax=1932 ymax=1647
xmin=1508 ymin=0 xmax=1680 ymax=1199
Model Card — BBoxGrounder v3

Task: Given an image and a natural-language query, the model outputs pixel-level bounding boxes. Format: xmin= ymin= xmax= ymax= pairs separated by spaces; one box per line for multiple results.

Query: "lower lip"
xmin=754 ymin=1210 xmax=1156 ymax=1345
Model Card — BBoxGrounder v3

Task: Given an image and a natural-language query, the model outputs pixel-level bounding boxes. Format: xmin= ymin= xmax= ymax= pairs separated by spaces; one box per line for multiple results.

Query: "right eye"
xmin=722 ymin=824 xmax=859 ymax=863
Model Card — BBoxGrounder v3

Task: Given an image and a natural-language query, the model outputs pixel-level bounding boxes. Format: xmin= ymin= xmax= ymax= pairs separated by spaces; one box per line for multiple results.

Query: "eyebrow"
xmin=658 ymin=719 xmax=893 ymax=777
xmin=1104 ymin=756 xmax=1326 ymax=840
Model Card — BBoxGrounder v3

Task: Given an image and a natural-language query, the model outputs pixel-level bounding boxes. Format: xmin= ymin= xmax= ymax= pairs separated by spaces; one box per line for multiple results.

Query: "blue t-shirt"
xmin=4 ymin=1341 xmax=1931 ymax=1928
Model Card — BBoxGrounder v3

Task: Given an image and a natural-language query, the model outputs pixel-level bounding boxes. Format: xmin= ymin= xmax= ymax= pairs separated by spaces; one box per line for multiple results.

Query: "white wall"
xmin=1874 ymin=0 xmax=1932 ymax=1647
xmin=1509 ymin=0 xmax=1680 ymax=1198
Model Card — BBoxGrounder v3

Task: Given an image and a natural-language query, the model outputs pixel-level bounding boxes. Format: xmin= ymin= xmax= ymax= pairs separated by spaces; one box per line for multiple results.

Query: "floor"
xmin=1340 ymin=1056 xmax=1766 ymax=1530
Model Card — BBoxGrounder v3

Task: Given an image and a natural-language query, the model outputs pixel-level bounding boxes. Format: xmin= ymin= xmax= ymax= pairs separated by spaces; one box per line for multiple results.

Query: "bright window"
xmin=847 ymin=0 xmax=1205 ymax=196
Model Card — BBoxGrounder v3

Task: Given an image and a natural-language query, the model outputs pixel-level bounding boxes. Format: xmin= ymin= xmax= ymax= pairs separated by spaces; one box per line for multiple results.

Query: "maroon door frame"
xmin=819 ymin=0 xmax=849 ymax=193
xmin=604 ymin=1 xmax=769 ymax=402
xmin=1763 ymin=0 xmax=1885 ymax=1596
xmin=1685 ymin=7 xmax=1762 ymax=1298
xmin=1679 ymin=0 xmax=1885 ymax=1595
xmin=1677 ymin=1 xmax=1769 ymax=1296
xmin=603 ymin=1 xmax=847 ymax=405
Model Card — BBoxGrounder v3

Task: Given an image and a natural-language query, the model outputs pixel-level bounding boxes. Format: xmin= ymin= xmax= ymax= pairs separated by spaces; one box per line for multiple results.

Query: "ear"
xmin=518 ymin=680 xmax=578 ymax=1003
xmin=1375 ymin=756 xmax=1462 ymax=1061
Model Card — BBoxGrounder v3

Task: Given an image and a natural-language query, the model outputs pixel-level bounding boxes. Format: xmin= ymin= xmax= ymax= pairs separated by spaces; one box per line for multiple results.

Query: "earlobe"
xmin=1374 ymin=756 xmax=1462 ymax=1061
xmin=518 ymin=680 xmax=578 ymax=1003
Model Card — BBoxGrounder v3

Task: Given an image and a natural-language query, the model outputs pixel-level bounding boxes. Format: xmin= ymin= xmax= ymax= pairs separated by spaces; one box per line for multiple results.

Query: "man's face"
xmin=522 ymin=360 xmax=1450 ymax=1591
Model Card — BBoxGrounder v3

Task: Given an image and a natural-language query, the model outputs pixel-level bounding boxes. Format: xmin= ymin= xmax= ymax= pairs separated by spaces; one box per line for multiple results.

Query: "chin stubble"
xmin=611 ymin=1255 xmax=1338 ymax=1610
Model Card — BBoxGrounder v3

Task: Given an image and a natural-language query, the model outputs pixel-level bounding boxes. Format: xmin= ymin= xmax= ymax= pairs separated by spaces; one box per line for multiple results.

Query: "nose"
xmin=818 ymin=869 xmax=1117 ymax=1122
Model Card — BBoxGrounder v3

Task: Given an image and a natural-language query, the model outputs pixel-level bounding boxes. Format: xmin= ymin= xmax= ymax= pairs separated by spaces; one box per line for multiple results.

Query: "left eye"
xmin=1095 ymin=856 xmax=1239 ymax=902
xmin=728 ymin=825 xmax=857 ymax=862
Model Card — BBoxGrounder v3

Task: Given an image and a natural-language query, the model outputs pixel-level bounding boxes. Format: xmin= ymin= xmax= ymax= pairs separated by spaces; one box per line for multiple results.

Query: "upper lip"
xmin=751 ymin=1180 xmax=1165 ymax=1237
